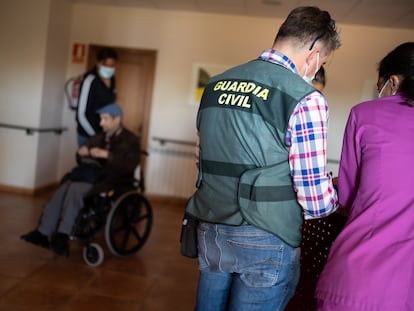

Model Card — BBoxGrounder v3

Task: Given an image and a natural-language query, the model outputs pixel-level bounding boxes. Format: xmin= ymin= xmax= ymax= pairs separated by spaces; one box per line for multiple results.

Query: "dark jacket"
xmin=88 ymin=127 xmax=140 ymax=181
xmin=76 ymin=67 xmax=116 ymax=137
xmin=70 ymin=127 xmax=140 ymax=197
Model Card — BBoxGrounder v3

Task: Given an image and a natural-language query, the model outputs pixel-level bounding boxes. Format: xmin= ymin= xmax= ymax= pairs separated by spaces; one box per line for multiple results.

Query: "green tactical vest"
xmin=186 ymin=59 xmax=316 ymax=247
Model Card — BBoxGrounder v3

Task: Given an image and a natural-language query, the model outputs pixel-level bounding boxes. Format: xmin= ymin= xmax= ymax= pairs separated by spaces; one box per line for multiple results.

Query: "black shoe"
xmin=50 ymin=232 xmax=70 ymax=257
xmin=20 ymin=229 xmax=49 ymax=249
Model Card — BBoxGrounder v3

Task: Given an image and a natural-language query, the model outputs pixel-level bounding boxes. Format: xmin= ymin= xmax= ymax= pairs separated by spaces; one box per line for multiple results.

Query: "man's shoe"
xmin=50 ymin=232 xmax=70 ymax=257
xmin=20 ymin=229 xmax=49 ymax=249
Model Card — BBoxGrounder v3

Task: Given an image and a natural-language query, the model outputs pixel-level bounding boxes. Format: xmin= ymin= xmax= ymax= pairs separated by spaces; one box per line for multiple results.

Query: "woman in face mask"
xmin=76 ymin=47 xmax=118 ymax=147
xmin=315 ymin=42 xmax=414 ymax=311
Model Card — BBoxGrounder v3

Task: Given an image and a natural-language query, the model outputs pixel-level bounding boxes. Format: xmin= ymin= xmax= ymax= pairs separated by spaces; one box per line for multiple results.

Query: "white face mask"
xmin=302 ymin=53 xmax=319 ymax=84
xmin=378 ymin=78 xmax=397 ymax=98
xmin=99 ymin=65 xmax=115 ymax=79
xmin=378 ymin=79 xmax=389 ymax=98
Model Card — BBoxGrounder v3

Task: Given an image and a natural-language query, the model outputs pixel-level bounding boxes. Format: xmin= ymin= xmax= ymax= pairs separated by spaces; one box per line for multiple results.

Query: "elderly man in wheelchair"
xmin=21 ymin=103 xmax=149 ymax=263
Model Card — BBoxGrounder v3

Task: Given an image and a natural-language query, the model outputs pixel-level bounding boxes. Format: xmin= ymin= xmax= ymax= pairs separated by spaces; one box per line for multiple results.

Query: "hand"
xmin=89 ymin=147 xmax=109 ymax=159
xmin=77 ymin=146 xmax=89 ymax=156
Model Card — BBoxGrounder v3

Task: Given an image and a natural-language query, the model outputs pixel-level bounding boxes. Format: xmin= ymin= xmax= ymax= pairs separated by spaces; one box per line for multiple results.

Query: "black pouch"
xmin=67 ymin=157 xmax=103 ymax=183
xmin=180 ymin=212 xmax=199 ymax=258
xmin=68 ymin=164 xmax=102 ymax=183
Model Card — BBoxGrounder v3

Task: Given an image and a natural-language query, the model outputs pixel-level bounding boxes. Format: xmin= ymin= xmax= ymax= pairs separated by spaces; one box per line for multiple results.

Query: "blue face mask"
xmin=99 ymin=65 xmax=115 ymax=79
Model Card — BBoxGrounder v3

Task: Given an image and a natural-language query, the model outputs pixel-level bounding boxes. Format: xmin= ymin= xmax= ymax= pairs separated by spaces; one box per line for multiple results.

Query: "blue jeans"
xmin=195 ymin=222 xmax=300 ymax=311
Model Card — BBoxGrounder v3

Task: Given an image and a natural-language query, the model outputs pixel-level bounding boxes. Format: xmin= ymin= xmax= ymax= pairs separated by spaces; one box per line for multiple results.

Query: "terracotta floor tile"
xmin=0 ymin=190 xmax=199 ymax=311
xmin=0 ymin=282 xmax=73 ymax=311
xmin=25 ymin=261 xmax=100 ymax=290
xmin=61 ymin=293 xmax=141 ymax=311
xmin=0 ymin=252 xmax=49 ymax=278
xmin=86 ymin=269 xmax=154 ymax=302
xmin=0 ymin=275 xmax=20 ymax=296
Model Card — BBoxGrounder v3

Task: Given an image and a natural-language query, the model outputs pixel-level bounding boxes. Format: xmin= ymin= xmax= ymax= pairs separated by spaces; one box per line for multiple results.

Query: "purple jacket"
xmin=315 ymin=95 xmax=414 ymax=310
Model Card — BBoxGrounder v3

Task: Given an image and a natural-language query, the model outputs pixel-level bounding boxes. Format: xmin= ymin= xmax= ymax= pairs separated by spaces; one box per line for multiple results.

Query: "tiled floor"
xmin=0 ymin=190 xmax=199 ymax=311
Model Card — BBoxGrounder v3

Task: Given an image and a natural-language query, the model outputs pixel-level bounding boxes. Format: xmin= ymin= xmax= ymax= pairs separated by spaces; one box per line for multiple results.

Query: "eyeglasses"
xmin=309 ymin=19 xmax=336 ymax=50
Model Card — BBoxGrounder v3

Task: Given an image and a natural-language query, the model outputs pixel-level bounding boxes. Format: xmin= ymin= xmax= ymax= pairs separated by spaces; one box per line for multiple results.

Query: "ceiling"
xmin=72 ymin=0 xmax=414 ymax=29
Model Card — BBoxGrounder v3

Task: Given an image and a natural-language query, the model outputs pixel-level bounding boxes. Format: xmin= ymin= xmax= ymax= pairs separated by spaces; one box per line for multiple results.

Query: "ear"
xmin=305 ymin=48 xmax=320 ymax=64
xmin=389 ymin=75 xmax=400 ymax=94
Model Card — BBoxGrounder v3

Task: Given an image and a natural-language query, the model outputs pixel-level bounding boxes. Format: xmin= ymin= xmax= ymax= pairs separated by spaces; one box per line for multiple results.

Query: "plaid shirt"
xmin=259 ymin=49 xmax=338 ymax=219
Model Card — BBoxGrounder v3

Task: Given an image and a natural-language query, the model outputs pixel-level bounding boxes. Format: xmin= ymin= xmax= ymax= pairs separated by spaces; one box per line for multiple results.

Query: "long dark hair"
xmin=378 ymin=42 xmax=414 ymax=105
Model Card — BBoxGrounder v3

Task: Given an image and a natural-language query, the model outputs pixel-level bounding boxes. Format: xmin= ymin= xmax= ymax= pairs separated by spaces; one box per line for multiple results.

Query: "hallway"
xmin=0 ymin=190 xmax=199 ymax=311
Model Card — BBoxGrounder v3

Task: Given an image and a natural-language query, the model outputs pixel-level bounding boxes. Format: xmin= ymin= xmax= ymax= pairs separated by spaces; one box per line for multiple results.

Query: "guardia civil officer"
xmin=184 ymin=6 xmax=341 ymax=311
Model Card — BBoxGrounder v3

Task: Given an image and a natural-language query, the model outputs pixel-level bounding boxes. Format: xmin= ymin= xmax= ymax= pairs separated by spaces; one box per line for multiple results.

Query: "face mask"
xmin=378 ymin=78 xmax=397 ymax=98
xmin=378 ymin=79 xmax=389 ymax=98
xmin=99 ymin=65 xmax=115 ymax=79
xmin=302 ymin=53 xmax=320 ymax=85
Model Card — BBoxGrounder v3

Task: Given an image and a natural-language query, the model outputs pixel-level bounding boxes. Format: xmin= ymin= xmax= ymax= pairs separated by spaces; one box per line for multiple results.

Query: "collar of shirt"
xmin=105 ymin=127 xmax=123 ymax=149
xmin=105 ymin=127 xmax=122 ymax=139
xmin=258 ymin=49 xmax=299 ymax=75
xmin=259 ymin=50 xmax=335 ymax=219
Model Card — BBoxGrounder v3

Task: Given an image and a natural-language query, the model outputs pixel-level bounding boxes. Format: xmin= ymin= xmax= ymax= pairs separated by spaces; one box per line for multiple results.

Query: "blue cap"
xmin=96 ymin=103 xmax=123 ymax=117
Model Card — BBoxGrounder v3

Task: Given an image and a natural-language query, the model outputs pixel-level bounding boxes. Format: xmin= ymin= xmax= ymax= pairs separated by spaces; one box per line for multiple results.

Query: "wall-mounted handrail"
xmin=152 ymin=136 xmax=195 ymax=146
xmin=152 ymin=137 xmax=341 ymax=164
xmin=327 ymin=158 xmax=340 ymax=164
xmin=0 ymin=123 xmax=67 ymax=135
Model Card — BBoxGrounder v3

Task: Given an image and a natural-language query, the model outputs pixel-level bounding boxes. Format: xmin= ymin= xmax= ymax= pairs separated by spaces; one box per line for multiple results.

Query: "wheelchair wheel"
xmin=105 ymin=191 xmax=152 ymax=257
xmin=82 ymin=243 xmax=104 ymax=267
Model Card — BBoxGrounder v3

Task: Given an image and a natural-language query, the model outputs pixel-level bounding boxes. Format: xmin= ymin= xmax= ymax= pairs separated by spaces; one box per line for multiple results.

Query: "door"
xmin=87 ymin=45 xmax=157 ymax=171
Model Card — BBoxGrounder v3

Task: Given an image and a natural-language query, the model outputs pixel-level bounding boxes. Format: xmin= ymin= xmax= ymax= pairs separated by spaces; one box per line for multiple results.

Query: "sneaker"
xmin=20 ymin=229 xmax=49 ymax=249
xmin=50 ymin=232 xmax=70 ymax=257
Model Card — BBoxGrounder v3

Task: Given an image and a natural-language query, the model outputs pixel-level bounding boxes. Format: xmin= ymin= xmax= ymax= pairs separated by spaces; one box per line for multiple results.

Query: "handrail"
xmin=327 ymin=158 xmax=340 ymax=164
xmin=152 ymin=137 xmax=341 ymax=164
xmin=152 ymin=137 xmax=339 ymax=164
xmin=0 ymin=123 xmax=68 ymax=135
xmin=152 ymin=136 xmax=195 ymax=146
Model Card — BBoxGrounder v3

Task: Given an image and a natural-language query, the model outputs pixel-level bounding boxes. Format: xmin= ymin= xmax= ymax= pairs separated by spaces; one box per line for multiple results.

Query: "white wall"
xmin=59 ymin=3 xmax=413 ymax=197
xmin=0 ymin=0 xmax=49 ymax=189
xmin=36 ymin=0 xmax=72 ymax=187
xmin=0 ymin=0 xmax=71 ymax=191
xmin=1 ymin=1 xmax=413 ymax=196
xmin=321 ymin=25 xmax=413 ymax=174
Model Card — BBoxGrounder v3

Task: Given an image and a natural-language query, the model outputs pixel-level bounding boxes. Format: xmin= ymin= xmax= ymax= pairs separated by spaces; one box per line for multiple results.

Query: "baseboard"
xmin=0 ymin=183 xmax=58 ymax=196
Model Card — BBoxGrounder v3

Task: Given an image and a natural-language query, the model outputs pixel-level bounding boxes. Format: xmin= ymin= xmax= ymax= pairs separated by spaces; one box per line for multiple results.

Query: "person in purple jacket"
xmin=315 ymin=42 xmax=414 ymax=311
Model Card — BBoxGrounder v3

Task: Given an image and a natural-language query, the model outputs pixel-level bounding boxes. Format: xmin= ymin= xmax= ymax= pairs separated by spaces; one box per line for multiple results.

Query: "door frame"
xmin=87 ymin=44 xmax=157 ymax=170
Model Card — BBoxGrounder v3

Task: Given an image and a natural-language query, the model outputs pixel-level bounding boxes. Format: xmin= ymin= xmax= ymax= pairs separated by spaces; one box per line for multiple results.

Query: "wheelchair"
xmin=71 ymin=165 xmax=152 ymax=267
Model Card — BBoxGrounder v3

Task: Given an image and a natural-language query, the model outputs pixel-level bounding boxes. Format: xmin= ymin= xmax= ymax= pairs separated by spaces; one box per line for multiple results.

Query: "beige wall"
xmin=36 ymin=0 xmax=72 ymax=188
xmin=0 ymin=1 xmax=413 ymax=196
xmin=0 ymin=0 xmax=71 ymax=190
xmin=322 ymin=25 xmax=413 ymax=169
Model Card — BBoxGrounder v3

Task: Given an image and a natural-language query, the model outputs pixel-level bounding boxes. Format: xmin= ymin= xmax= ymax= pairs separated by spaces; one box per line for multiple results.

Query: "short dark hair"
xmin=275 ymin=6 xmax=341 ymax=53
xmin=96 ymin=47 xmax=118 ymax=61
